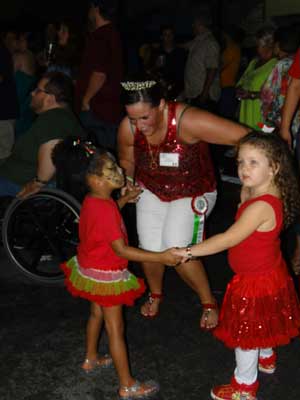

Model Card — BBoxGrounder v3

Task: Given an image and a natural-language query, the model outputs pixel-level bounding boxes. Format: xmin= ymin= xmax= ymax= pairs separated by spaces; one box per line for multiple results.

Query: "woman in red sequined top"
xmin=174 ymin=132 xmax=300 ymax=400
xmin=117 ymin=78 xmax=249 ymax=328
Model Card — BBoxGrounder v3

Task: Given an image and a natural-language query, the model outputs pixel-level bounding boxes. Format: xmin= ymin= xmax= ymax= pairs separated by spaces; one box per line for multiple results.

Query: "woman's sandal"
xmin=119 ymin=379 xmax=160 ymax=399
xmin=140 ymin=293 xmax=163 ymax=319
xmin=200 ymin=301 xmax=218 ymax=331
xmin=81 ymin=354 xmax=113 ymax=374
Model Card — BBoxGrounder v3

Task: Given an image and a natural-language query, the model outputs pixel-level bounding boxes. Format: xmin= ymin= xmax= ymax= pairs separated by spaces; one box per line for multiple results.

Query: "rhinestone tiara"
xmin=121 ymin=80 xmax=157 ymax=91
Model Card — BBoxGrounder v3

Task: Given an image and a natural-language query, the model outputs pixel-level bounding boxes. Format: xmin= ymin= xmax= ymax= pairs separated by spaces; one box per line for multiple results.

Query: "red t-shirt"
xmin=75 ymin=23 xmax=124 ymax=124
xmin=77 ymin=195 xmax=128 ymax=270
xmin=289 ymin=48 xmax=300 ymax=78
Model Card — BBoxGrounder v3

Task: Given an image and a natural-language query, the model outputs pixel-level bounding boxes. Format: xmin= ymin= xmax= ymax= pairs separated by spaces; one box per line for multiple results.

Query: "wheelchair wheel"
xmin=2 ymin=188 xmax=81 ymax=286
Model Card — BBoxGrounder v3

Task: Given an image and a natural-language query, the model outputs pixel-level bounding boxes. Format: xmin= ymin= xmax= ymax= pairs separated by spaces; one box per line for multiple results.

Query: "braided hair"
xmin=51 ymin=136 xmax=110 ymax=202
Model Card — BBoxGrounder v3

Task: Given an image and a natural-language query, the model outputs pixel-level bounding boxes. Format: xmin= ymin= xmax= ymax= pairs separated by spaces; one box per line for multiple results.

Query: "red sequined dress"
xmin=134 ymin=102 xmax=216 ymax=201
xmin=214 ymin=194 xmax=300 ymax=349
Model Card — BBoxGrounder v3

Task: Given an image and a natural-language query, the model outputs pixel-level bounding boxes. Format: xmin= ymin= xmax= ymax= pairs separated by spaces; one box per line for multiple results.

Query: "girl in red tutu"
xmin=174 ymin=131 xmax=300 ymax=400
xmin=53 ymin=137 xmax=180 ymax=399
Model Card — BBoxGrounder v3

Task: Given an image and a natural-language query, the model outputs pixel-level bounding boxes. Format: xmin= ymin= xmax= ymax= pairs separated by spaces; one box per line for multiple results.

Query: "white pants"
xmin=234 ymin=347 xmax=274 ymax=385
xmin=136 ymin=189 xmax=217 ymax=251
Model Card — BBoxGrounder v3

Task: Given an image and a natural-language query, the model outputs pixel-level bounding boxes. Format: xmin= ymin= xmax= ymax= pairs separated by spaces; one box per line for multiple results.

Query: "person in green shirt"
xmin=0 ymin=71 xmax=84 ymax=198
xmin=236 ymin=27 xmax=277 ymax=130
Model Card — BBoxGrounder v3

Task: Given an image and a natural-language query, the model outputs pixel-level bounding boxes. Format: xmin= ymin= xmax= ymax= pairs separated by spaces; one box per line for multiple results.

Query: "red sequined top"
xmin=134 ymin=102 xmax=216 ymax=201
xmin=228 ymin=194 xmax=283 ymax=275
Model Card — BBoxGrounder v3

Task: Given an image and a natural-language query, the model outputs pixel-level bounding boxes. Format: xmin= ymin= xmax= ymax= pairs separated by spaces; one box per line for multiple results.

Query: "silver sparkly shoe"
xmin=118 ymin=379 xmax=160 ymax=399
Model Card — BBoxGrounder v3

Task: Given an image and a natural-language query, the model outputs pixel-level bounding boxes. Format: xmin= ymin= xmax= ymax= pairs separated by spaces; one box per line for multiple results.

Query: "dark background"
xmin=0 ymin=0 xmax=261 ymax=31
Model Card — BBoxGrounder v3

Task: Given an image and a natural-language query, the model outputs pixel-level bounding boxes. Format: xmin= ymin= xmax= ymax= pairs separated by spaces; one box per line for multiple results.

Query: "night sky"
xmin=0 ymin=0 xmax=193 ymax=29
xmin=0 ymin=0 xmax=89 ymax=26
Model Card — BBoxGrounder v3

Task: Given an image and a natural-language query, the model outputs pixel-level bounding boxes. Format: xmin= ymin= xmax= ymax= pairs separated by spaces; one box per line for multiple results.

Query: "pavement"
xmin=1 ymin=181 xmax=300 ymax=400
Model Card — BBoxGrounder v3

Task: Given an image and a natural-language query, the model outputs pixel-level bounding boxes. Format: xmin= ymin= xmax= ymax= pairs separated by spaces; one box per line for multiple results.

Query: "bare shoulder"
xmin=242 ymin=199 xmax=275 ymax=221
xmin=39 ymin=139 xmax=61 ymax=151
xmin=175 ymin=102 xmax=207 ymax=121
xmin=176 ymin=104 xmax=222 ymax=143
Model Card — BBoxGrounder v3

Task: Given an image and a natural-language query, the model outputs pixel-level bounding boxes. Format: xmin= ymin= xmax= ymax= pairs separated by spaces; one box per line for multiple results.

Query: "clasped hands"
xmin=161 ymin=247 xmax=194 ymax=267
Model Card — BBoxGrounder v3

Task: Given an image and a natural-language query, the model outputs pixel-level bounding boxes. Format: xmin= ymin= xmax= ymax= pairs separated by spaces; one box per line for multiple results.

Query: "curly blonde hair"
xmin=238 ymin=131 xmax=300 ymax=228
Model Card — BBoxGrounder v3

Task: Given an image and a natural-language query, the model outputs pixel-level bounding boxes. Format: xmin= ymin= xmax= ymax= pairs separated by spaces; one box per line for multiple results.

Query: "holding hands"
xmin=159 ymin=248 xmax=183 ymax=266
xmin=160 ymin=246 xmax=196 ymax=266
xmin=172 ymin=247 xmax=193 ymax=263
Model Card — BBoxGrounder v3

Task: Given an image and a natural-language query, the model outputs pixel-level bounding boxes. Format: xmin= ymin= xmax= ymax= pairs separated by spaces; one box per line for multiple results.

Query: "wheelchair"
xmin=1 ymin=187 xmax=81 ymax=286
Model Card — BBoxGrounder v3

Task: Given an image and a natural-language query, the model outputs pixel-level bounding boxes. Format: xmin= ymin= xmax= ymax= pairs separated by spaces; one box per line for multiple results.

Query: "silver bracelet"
xmin=185 ymin=246 xmax=193 ymax=259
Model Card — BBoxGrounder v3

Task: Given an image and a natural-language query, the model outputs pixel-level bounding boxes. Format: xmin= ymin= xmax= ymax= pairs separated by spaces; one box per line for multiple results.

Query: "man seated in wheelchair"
xmin=0 ymin=71 xmax=84 ymax=200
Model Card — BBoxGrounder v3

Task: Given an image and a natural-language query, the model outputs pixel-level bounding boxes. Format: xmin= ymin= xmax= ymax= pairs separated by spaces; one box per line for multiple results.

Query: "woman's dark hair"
xmin=120 ymin=75 xmax=165 ymax=107
xmin=275 ymin=27 xmax=300 ymax=55
xmin=52 ymin=136 xmax=110 ymax=202
xmin=238 ymin=131 xmax=300 ymax=228
xmin=90 ymin=0 xmax=119 ymax=20
xmin=43 ymin=71 xmax=74 ymax=105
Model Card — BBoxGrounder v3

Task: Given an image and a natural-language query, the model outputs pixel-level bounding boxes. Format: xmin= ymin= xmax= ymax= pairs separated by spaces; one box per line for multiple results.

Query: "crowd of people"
xmin=1 ymin=0 xmax=300 ymax=399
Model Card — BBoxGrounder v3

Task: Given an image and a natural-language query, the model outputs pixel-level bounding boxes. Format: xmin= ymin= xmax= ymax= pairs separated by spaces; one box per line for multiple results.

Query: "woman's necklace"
xmin=147 ymin=141 xmax=161 ymax=169
xmin=146 ymin=108 xmax=167 ymax=169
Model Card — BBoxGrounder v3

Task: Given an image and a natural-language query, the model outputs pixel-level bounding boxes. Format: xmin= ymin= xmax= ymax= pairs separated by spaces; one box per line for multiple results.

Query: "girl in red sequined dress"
xmin=175 ymin=131 xmax=300 ymax=400
xmin=53 ymin=138 xmax=180 ymax=399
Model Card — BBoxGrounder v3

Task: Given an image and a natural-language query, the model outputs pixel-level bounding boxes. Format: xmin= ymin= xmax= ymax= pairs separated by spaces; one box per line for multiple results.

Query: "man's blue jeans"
xmin=0 ymin=177 xmax=21 ymax=197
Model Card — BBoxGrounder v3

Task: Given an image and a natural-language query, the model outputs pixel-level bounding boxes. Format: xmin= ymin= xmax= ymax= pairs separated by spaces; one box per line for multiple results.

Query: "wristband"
xmin=126 ymin=176 xmax=134 ymax=184
xmin=34 ymin=176 xmax=48 ymax=185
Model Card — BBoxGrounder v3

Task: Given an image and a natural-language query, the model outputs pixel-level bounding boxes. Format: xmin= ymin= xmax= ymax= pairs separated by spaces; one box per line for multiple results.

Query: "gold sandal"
xmin=81 ymin=354 xmax=113 ymax=374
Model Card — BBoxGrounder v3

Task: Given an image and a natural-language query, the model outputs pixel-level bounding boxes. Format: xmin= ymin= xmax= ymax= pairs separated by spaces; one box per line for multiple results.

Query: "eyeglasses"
xmin=33 ymin=87 xmax=51 ymax=95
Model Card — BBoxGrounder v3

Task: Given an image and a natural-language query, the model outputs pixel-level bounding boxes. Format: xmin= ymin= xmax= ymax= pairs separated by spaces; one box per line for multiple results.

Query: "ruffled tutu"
xmin=214 ymin=264 xmax=300 ymax=349
xmin=61 ymin=256 xmax=146 ymax=307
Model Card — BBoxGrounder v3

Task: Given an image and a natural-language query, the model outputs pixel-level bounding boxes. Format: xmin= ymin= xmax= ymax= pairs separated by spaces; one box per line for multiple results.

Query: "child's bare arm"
xmin=173 ymin=201 xmax=274 ymax=259
xmin=111 ymin=239 xmax=181 ymax=266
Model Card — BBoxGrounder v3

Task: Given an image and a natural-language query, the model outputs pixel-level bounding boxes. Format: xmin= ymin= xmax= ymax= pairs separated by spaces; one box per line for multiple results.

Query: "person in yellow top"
xmin=236 ymin=27 xmax=277 ymax=130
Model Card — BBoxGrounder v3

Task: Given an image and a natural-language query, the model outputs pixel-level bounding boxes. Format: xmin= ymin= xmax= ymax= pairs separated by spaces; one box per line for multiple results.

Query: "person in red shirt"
xmin=53 ymin=137 xmax=180 ymax=399
xmin=280 ymin=47 xmax=300 ymax=277
xmin=75 ymin=0 xmax=123 ymax=150
xmin=174 ymin=131 xmax=300 ymax=400
xmin=118 ymin=77 xmax=249 ymax=327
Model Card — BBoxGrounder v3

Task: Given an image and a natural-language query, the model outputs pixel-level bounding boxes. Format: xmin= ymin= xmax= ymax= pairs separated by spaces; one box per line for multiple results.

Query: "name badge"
xmin=159 ymin=153 xmax=179 ymax=167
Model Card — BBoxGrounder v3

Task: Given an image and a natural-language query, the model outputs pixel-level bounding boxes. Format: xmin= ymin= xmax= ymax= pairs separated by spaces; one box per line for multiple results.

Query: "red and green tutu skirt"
xmin=214 ymin=264 xmax=300 ymax=349
xmin=61 ymin=256 xmax=146 ymax=307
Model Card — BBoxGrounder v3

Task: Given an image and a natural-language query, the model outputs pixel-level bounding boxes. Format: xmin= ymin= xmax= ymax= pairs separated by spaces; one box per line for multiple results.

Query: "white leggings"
xmin=234 ymin=347 xmax=274 ymax=385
